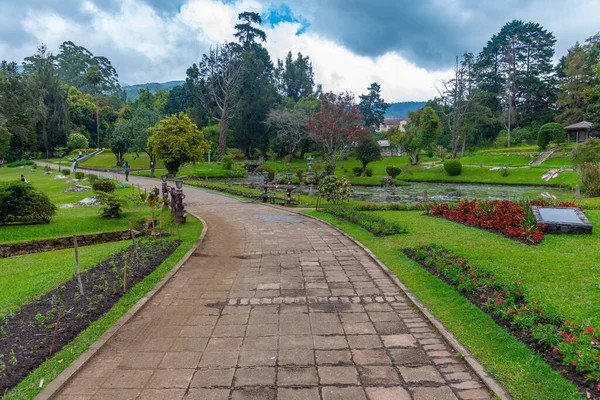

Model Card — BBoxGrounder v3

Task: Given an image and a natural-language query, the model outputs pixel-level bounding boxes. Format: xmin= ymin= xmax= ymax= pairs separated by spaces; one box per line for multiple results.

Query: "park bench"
xmin=261 ymin=184 xmax=297 ymax=207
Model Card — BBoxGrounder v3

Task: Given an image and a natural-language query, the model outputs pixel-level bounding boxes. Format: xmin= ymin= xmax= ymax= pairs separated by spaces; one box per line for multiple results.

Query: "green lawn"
xmin=458 ymin=154 xmax=534 ymax=167
xmin=43 ymin=150 xmax=162 ymax=171
xmin=307 ymin=210 xmax=589 ymax=399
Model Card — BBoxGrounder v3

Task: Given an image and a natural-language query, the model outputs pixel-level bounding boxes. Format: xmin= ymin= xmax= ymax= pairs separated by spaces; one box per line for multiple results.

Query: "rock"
xmin=29 ymin=169 xmax=36 ymax=172
xmin=64 ymin=185 xmax=91 ymax=193
xmin=59 ymin=204 xmax=75 ymax=209
xmin=43 ymin=171 xmax=53 ymax=175
xmin=381 ymin=176 xmax=395 ymax=187
xmin=53 ymin=175 xmax=68 ymax=180
xmin=540 ymin=192 xmax=557 ymax=200
xmin=75 ymin=197 xmax=101 ymax=207
xmin=66 ymin=179 xmax=85 ymax=183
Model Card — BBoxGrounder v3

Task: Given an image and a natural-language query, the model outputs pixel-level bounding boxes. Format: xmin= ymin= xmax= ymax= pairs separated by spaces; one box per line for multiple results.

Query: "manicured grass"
xmin=43 ymin=150 xmax=162 ymax=171
xmin=458 ymin=154 xmax=533 ymax=167
xmin=399 ymin=164 xmax=578 ymax=187
xmin=0 ymin=241 xmax=130 ymax=316
xmin=306 ymin=210 xmax=583 ymax=399
xmin=541 ymin=157 xmax=574 ymax=168
xmin=4 ymin=215 xmax=203 ymax=399
xmin=477 ymin=145 xmax=540 ymax=154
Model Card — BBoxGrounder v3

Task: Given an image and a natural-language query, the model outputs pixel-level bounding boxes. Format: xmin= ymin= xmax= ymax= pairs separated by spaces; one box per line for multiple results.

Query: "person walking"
xmin=123 ymin=161 xmax=130 ymax=182
xmin=72 ymin=160 xmax=78 ymax=172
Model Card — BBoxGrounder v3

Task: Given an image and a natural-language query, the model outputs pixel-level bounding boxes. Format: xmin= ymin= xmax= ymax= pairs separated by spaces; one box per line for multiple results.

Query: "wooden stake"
xmin=123 ymin=252 xmax=128 ymax=293
xmin=159 ymin=211 xmax=163 ymax=235
xmin=151 ymin=209 xmax=156 ymax=239
xmin=129 ymin=220 xmax=138 ymax=258
xmin=176 ymin=222 xmax=181 ymax=241
xmin=48 ymin=308 xmax=64 ymax=357
xmin=74 ymin=236 xmax=84 ymax=296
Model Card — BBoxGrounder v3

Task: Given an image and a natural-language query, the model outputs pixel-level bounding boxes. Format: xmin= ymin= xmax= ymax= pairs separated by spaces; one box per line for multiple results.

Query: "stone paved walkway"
xmin=51 ymin=174 xmax=492 ymax=400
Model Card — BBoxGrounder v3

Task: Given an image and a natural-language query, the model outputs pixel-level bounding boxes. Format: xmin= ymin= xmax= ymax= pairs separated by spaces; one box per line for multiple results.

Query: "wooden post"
xmin=129 ymin=220 xmax=138 ymax=258
xmin=151 ymin=209 xmax=156 ymax=239
xmin=123 ymin=252 xmax=128 ymax=293
xmin=48 ymin=308 xmax=64 ymax=357
xmin=176 ymin=222 xmax=181 ymax=241
xmin=74 ymin=236 xmax=84 ymax=296
xmin=159 ymin=211 xmax=163 ymax=235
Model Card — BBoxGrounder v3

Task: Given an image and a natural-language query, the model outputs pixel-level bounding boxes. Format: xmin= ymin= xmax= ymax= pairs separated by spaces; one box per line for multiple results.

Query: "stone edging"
xmin=34 ymin=213 xmax=208 ymax=400
xmin=258 ymin=203 xmax=512 ymax=400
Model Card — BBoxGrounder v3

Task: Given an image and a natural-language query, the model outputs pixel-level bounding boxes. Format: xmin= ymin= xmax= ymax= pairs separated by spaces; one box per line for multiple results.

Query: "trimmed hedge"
xmin=322 ymin=206 xmax=407 ymax=236
xmin=385 ymin=166 xmax=402 ymax=179
xmin=443 ymin=159 xmax=463 ymax=176
xmin=92 ymin=180 xmax=116 ymax=193
xmin=0 ymin=182 xmax=56 ymax=225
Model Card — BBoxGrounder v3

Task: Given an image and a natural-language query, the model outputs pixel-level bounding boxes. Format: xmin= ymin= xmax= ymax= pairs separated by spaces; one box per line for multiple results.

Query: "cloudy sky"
xmin=2 ymin=0 xmax=599 ymax=101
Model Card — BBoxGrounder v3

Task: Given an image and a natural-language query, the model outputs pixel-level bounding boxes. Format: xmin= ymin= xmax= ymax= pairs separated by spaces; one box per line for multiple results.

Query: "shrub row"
xmin=322 ymin=206 xmax=407 ymax=236
xmin=405 ymin=245 xmax=599 ymax=395
xmin=186 ymin=182 xmax=262 ymax=201
xmin=6 ymin=160 xmax=34 ymax=168
xmin=352 ymin=203 xmax=427 ymax=212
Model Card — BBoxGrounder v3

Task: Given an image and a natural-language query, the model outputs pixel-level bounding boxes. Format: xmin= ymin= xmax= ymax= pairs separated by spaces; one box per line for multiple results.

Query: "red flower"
xmin=508 ymin=309 xmax=514 ymax=313
xmin=572 ymin=361 xmax=577 ymax=365
xmin=552 ymin=347 xmax=557 ymax=353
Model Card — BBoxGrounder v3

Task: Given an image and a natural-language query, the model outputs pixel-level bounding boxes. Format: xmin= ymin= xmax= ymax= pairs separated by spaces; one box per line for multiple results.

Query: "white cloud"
xmin=18 ymin=0 xmax=452 ymax=101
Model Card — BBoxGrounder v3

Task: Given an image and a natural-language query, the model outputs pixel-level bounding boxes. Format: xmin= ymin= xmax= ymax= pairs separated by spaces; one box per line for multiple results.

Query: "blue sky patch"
xmin=263 ymin=4 xmax=310 ymax=35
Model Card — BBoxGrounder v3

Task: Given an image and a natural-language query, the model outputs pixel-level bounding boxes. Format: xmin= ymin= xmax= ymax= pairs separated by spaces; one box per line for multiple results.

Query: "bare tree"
xmin=266 ymin=109 xmax=309 ymax=159
xmin=436 ymin=52 xmax=478 ymax=158
xmin=198 ymin=44 xmax=243 ymax=159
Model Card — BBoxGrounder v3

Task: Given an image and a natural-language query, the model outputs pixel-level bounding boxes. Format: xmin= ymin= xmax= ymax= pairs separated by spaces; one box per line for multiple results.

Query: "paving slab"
xmin=44 ymin=172 xmax=494 ymax=400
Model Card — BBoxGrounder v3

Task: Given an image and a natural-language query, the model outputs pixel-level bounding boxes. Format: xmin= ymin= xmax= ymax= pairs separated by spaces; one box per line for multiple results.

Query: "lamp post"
xmin=286 ymin=171 xmax=293 ymax=185
xmin=172 ymin=178 xmax=186 ymax=225
xmin=262 ymin=171 xmax=269 ymax=183
xmin=306 ymin=156 xmax=313 ymax=172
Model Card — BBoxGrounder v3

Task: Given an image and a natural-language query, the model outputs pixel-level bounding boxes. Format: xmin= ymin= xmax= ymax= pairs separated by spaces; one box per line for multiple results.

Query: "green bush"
xmin=62 ymin=169 xmax=71 ymax=176
xmin=221 ymin=155 xmax=234 ymax=170
xmin=229 ymin=148 xmax=246 ymax=161
xmin=6 ymin=160 xmax=34 ymax=168
xmin=87 ymin=174 xmax=98 ymax=183
xmin=571 ymin=139 xmax=600 ymax=196
xmin=537 ymin=123 xmax=565 ymax=149
xmin=67 ymin=132 xmax=89 ymax=151
xmin=352 ymin=167 xmax=362 ymax=177
xmin=386 ymin=166 xmax=402 ymax=179
xmin=255 ymin=164 xmax=275 ymax=182
xmin=365 ymin=168 xmax=373 ymax=177
xmin=295 ymin=168 xmax=304 ymax=181
xmin=74 ymin=171 xmax=85 ymax=180
xmin=92 ymin=180 xmax=116 ymax=193
xmin=443 ymin=160 xmax=463 ymax=176
xmin=318 ymin=175 xmax=352 ymax=205
xmin=0 ymin=182 xmax=56 ymax=224
xmin=95 ymin=191 xmax=126 ymax=218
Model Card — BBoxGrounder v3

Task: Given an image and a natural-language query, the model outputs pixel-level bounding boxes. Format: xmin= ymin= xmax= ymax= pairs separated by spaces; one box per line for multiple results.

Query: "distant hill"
xmin=122 ymin=80 xmax=184 ymax=102
xmin=385 ymin=101 xmax=427 ymax=118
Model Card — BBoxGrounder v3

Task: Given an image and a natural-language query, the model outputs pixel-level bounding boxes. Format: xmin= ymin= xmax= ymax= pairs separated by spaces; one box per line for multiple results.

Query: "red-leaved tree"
xmin=306 ymin=92 xmax=367 ymax=173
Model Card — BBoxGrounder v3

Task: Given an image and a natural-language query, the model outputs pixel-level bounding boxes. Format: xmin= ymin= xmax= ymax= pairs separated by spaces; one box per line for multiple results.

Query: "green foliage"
xmin=228 ymin=148 xmax=246 ymax=161
xmin=62 ymin=169 xmax=71 ymax=176
xmin=87 ymin=174 xmax=98 ymax=184
xmin=148 ymin=112 xmax=210 ymax=176
xmin=322 ymin=206 xmax=407 ymax=236
xmin=295 ymin=168 xmax=304 ymax=181
xmin=365 ymin=168 xmax=373 ymax=177
xmin=537 ymin=123 xmax=566 ymax=149
xmin=352 ymin=135 xmax=381 ymax=173
xmin=358 ymin=82 xmax=389 ymax=130
xmin=67 ymin=133 xmax=89 ymax=151
xmin=221 ymin=155 xmax=234 ymax=170
xmin=6 ymin=161 xmax=34 ymax=168
xmin=443 ymin=160 xmax=463 ymax=176
xmin=317 ymin=175 xmax=352 ymax=205
xmin=94 ymin=191 xmax=125 ymax=218
xmin=255 ymin=164 xmax=275 ymax=181
xmin=386 ymin=166 xmax=402 ymax=178
xmin=390 ymin=106 xmax=442 ymax=164
xmin=74 ymin=172 xmax=85 ymax=180
xmin=92 ymin=180 xmax=116 ymax=194
xmin=352 ymin=167 xmax=362 ymax=177
xmin=571 ymin=139 xmax=600 ymax=196
xmin=0 ymin=182 xmax=56 ymax=225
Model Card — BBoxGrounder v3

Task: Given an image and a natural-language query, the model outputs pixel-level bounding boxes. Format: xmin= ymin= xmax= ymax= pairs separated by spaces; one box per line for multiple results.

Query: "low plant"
xmin=221 ymin=155 xmax=234 ymax=170
xmin=352 ymin=167 xmax=363 ymax=177
xmin=323 ymin=206 xmax=407 ymax=236
xmin=443 ymin=159 xmax=462 ymax=176
xmin=6 ymin=160 xmax=34 ymax=168
xmin=92 ymin=180 xmax=116 ymax=194
xmin=365 ymin=168 xmax=373 ymax=177
xmin=318 ymin=175 xmax=352 ymax=205
xmin=94 ymin=191 xmax=126 ymax=218
xmin=386 ymin=166 xmax=402 ymax=179
xmin=62 ymin=169 xmax=71 ymax=176
xmin=0 ymin=182 xmax=56 ymax=225
xmin=87 ymin=174 xmax=98 ymax=184
xmin=255 ymin=164 xmax=275 ymax=182
xmin=500 ymin=167 xmax=510 ymax=177
xmin=295 ymin=168 xmax=304 ymax=181
xmin=74 ymin=172 xmax=85 ymax=180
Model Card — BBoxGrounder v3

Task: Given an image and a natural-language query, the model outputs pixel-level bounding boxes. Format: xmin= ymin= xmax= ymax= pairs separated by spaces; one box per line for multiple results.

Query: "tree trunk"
xmin=410 ymin=151 xmax=419 ymax=165
xmin=218 ymin=103 xmax=228 ymax=160
xmin=95 ymin=95 xmax=100 ymax=149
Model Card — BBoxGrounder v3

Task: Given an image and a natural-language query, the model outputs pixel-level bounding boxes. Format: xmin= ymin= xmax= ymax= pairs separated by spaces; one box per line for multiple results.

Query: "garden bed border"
xmin=35 ymin=213 xmax=207 ymax=400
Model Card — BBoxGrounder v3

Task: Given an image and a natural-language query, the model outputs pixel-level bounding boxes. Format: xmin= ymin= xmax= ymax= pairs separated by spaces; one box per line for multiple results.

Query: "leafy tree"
xmin=148 ymin=112 xmax=210 ymax=176
xmin=306 ymin=92 xmax=367 ymax=171
xmin=358 ymin=82 xmax=389 ymax=130
xmin=571 ymin=139 xmax=600 ymax=196
xmin=86 ymin=65 xmax=102 ymax=148
xmin=390 ymin=106 xmax=442 ymax=164
xmin=128 ymin=107 xmax=162 ymax=163
xmin=274 ymin=52 xmax=314 ymax=101
xmin=67 ymin=132 xmax=89 ymax=150
xmin=555 ymin=44 xmax=589 ymax=125
xmin=266 ymin=108 xmax=309 ymax=159
xmin=109 ymin=120 xmax=133 ymax=166
xmin=352 ymin=135 xmax=381 ymax=175
xmin=537 ymin=122 xmax=565 ymax=149
xmin=234 ymin=12 xmax=266 ymax=46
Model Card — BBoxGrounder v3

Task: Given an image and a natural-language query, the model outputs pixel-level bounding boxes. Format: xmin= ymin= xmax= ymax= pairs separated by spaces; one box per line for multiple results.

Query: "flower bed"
xmin=0 ymin=239 xmax=180 ymax=393
xmin=426 ymin=199 xmax=581 ymax=244
xmin=322 ymin=206 xmax=407 ymax=236
xmin=352 ymin=203 xmax=427 ymax=212
xmin=405 ymin=245 xmax=599 ymax=397
xmin=185 ymin=181 xmax=263 ymax=201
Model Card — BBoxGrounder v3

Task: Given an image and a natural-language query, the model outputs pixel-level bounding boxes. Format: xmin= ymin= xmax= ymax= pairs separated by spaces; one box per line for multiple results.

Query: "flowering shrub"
xmin=426 ymin=199 xmax=581 ymax=244
xmin=406 ymin=245 xmax=600 ymax=394
xmin=323 ymin=206 xmax=407 ymax=236
xmin=318 ymin=175 xmax=352 ymax=205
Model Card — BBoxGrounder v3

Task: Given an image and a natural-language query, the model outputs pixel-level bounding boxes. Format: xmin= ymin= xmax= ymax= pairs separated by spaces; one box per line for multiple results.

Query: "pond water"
xmin=216 ymin=179 xmax=570 ymax=204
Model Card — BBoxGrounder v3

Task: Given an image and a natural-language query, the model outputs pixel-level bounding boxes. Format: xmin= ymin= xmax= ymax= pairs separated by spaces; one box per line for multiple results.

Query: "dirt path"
xmin=39 ymin=167 xmax=493 ymax=400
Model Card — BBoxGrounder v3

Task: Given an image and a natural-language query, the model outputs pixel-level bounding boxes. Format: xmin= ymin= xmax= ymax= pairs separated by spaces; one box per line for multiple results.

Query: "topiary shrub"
xmin=386 ymin=166 xmax=402 ymax=179
xmin=318 ymin=175 xmax=353 ymax=205
xmin=95 ymin=191 xmax=126 ymax=218
xmin=0 ymin=182 xmax=56 ymax=224
xmin=92 ymin=179 xmax=116 ymax=193
xmin=87 ymin=174 xmax=98 ymax=183
xmin=221 ymin=155 xmax=234 ymax=170
xmin=62 ymin=169 xmax=71 ymax=176
xmin=352 ymin=167 xmax=362 ymax=177
xmin=365 ymin=168 xmax=373 ymax=177
xmin=443 ymin=160 xmax=463 ymax=176
xmin=255 ymin=164 xmax=275 ymax=182
xmin=537 ymin=123 xmax=566 ymax=149
xmin=74 ymin=171 xmax=85 ymax=180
